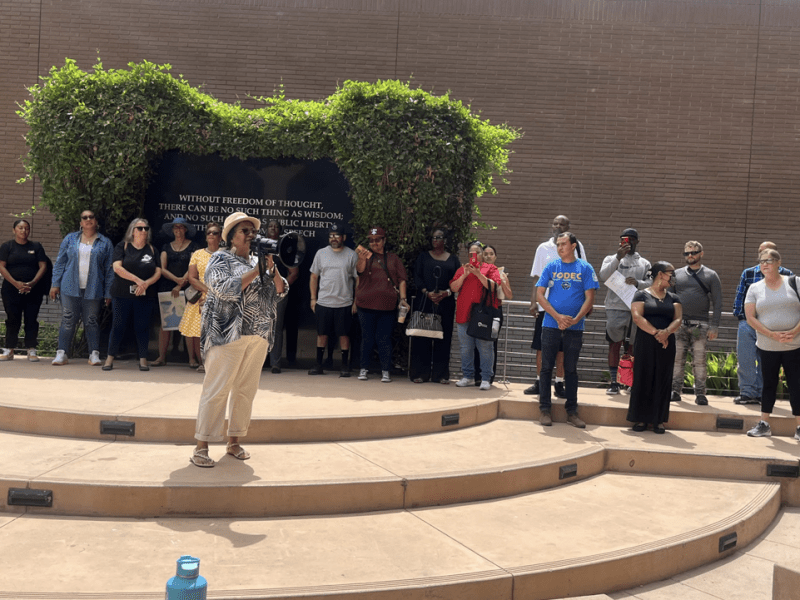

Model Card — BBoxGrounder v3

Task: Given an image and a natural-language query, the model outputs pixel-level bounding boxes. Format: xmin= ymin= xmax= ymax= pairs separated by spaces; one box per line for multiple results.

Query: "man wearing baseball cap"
xmin=308 ymin=223 xmax=358 ymax=376
xmin=599 ymin=228 xmax=651 ymax=394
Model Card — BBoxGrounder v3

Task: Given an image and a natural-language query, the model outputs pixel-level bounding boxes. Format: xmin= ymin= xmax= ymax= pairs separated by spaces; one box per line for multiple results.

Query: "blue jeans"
xmin=358 ymin=308 xmax=395 ymax=371
xmin=58 ymin=291 xmax=102 ymax=354
xmin=456 ymin=322 xmax=494 ymax=382
xmin=540 ymin=327 xmax=583 ymax=413
xmin=737 ymin=320 xmax=762 ymax=398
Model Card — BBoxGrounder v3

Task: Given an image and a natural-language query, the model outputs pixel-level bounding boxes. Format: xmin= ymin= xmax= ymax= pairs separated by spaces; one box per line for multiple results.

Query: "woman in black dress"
xmin=153 ymin=217 xmax=198 ymax=367
xmin=409 ymin=228 xmax=460 ymax=383
xmin=627 ymin=262 xmax=682 ymax=433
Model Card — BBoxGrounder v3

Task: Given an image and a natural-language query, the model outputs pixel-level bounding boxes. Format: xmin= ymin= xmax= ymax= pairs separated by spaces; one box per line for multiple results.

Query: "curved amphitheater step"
xmin=2 ymin=422 xmax=799 ymax=518
xmin=3 ymin=363 xmax=798 ymax=442
xmin=0 ymin=474 xmax=780 ymax=600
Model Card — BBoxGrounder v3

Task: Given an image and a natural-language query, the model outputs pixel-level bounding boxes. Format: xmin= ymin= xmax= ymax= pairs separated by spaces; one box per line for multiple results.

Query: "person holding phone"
xmin=599 ymin=228 xmax=651 ymax=394
xmin=103 ymin=218 xmax=162 ymax=372
xmin=354 ymin=227 xmax=408 ymax=382
xmin=450 ymin=241 xmax=502 ymax=390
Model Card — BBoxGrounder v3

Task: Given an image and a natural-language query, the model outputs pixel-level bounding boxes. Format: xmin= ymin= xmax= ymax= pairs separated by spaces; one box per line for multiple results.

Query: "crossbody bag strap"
xmin=787 ymin=275 xmax=800 ymax=304
xmin=374 ymin=254 xmax=400 ymax=297
xmin=688 ymin=267 xmax=711 ymax=296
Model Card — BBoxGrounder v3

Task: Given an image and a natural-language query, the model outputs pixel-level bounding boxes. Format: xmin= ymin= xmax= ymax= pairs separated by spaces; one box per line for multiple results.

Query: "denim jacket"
xmin=51 ymin=231 xmax=115 ymax=299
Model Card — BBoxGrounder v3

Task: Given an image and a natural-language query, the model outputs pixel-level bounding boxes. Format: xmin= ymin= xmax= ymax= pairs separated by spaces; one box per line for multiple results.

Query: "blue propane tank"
xmin=166 ymin=555 xmax=207 ymax=600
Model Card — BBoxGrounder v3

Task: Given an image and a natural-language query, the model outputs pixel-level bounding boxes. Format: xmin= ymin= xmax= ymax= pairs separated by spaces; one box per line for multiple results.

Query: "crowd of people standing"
xmin=2 ymin=210 xmax=799 ymax=450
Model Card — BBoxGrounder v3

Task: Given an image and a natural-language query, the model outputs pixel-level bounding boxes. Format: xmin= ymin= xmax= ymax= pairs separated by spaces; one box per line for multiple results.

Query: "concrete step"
xmin=3 ymin=422 xmax=798 ymax=518
xmin=4 ymin=362 xmax=797 ymax=442
xmin=0 ymin=473 xmax=780 ymax=600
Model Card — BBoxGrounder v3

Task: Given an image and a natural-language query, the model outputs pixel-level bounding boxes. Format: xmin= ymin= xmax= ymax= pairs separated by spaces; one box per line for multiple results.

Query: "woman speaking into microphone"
xmin=190 ymin=212 xmax=287 ymax=468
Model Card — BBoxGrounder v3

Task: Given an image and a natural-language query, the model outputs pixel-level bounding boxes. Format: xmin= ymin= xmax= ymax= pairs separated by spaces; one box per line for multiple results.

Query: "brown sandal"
xmin=226 ymin=443 xmax=250 ymax=460
xmin=190 ymin=447 xmax=215 ymax=468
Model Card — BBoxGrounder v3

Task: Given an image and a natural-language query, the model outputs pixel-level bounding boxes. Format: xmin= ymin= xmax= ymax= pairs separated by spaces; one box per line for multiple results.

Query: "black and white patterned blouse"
xmin=200 ymin=250 xmax=288 ymax=357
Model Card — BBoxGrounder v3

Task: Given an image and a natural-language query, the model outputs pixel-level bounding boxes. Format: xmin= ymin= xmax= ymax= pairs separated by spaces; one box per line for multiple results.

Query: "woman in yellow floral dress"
xmin=180 ymin=222 xmax=222 ymax=373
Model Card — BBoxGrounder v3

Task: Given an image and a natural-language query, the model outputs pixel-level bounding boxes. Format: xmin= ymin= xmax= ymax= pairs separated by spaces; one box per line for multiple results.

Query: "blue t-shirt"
xmin=537 ymin=258 xmax=599 ymax=331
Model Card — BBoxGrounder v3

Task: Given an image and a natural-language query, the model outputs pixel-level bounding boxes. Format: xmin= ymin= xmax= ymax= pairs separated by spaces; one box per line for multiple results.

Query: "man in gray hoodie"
xmin=599 ymin=228 xmax=651 ymax=394
xmin=670 ymin=240 xmax=723 ymax=405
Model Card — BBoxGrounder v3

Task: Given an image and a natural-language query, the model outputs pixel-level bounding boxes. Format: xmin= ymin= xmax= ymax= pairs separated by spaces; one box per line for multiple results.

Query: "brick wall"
xmin=1 ymin=0 xmax=799 ymax=342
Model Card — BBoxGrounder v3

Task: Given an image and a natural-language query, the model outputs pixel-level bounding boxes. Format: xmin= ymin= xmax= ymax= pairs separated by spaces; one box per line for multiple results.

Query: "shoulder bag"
xmin=406 ymin=294 xmax=444 ymax=339
xmin=467 ymin=283 xmax=500 ymax=340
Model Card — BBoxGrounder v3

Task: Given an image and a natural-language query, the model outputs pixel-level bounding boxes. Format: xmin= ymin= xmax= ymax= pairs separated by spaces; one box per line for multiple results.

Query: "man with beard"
xmin=308 ymin=223 xmax=358 ymax=376
xmin=599 ymin=228 xmax=651 ymax=394
xmin=525 ymin=215 xmax=587 ymax=398
xmin=670 ymin=241 xmax=723 ymax=405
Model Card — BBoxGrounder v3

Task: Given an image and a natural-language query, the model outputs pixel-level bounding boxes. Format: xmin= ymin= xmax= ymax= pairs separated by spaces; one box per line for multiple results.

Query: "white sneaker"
xmin=381 ymin=371 xmax=392 ymax=383
xmin=27 ymin=349 xmax=39 ymax=362
xmin=455 ymin=378 xmax=470 ymax=387
xmin=747 ymin=420 xmax=771 ymax=437
xmin=52 ymin=349 xmax=68 ymax=365
xmin=479 ymin=381 xmax=491 ymax=391
xmin=0 ymin=348 xmax=12 ymax=361
xmin=88 ymin=351 xmax=101 ymax=366
xmin=358 ymin=369 xmax=369 ymax=381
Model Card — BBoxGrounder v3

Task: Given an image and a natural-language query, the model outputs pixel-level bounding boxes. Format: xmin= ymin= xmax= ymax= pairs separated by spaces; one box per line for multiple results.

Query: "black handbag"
xmin=467 ymin=285 xmax=500 ymax=340
xmin=406 ymin=295 xmax=444 ymax=339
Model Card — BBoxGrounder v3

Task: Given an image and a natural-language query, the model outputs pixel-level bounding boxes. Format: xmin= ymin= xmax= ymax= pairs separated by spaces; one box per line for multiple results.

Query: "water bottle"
xmin=491 ymin=317 xmax=501 ymax=339
xmin=166 ymin=555 xmax=207 ymax=600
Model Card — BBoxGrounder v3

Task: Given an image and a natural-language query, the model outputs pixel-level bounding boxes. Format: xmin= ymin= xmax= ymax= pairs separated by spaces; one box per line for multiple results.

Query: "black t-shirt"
xmin=633 ymin=290 xmax=681 ymax=330
xmin=111 ymin=242 xmax=159 ymax=299
xmin=0 ymin=239 xmax=47 ymax=285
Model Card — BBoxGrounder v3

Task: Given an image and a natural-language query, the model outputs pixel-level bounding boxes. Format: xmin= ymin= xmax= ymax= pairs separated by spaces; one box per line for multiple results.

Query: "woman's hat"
xmin=368 ymin=227 xmax=386 ymax=238
xmin=222 ymin=212 xmax=261 ymax=241
xmin=162 ymin=217 xmax=197 ymax=238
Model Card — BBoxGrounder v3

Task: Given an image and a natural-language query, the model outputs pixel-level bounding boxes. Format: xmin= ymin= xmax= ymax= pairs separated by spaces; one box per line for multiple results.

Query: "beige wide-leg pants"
xmin=195 ymin=335 xmax=269 ymax=442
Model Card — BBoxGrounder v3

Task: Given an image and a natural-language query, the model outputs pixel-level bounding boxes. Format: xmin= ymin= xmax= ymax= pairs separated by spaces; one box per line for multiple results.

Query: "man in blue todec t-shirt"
xmin=536 ymin=232 xmax=599 ymax=428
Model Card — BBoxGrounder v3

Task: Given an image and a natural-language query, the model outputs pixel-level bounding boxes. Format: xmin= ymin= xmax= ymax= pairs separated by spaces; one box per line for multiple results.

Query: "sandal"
xmin=438 ymin=379 xmax=451 ymax=385
xmin=190 ymin=447 xmax=215 ymax=468
xmin=189 ymin=362 xmax=200 ymax=369
xmin=150 ymin=359 xmax=166 ymax=367
xmin=197 ymin=364 xmax=205 ymax=373
xmin=413 ymin=378 xmax=424 ymax=384
xmin=632 ymin=423 xmax=647 ymax=432
xmin=226 ymin=443 xmax=250 ymax=460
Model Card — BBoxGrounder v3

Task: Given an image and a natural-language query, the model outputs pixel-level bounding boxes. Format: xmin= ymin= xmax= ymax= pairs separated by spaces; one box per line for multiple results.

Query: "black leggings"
xmin=759 ymin=347 xmax=800 ymax=416
xmin=1 ymin=283 xmax=43 ymax=349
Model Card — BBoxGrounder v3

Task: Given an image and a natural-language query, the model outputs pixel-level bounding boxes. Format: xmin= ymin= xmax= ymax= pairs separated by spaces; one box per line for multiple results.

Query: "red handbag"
xmin=618 ymin=354 xmax=634 ymax=387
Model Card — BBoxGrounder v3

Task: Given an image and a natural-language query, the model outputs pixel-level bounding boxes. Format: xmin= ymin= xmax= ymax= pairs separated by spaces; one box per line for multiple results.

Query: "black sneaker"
xmin=670 ymin=391 xmax=682 ymax=403
xmin=554 ymin=381 xmax=567 ymax=398
xmin=606 ymin=382 xmax=620 ymax=395
xmin=308 ymin=365 xmax=325 ymax=375
xmin=734 ymin=395 xmax=761 ymax=405
xmin=695 ymin=394 xmax=708 ymax=406
xmin=524 ymin=380 xmax=540 ymax=395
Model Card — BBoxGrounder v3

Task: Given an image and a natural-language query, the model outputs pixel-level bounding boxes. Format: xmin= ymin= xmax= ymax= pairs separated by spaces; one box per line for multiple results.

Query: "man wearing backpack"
xmin=670 ymin=241 xmax=723 ymax=405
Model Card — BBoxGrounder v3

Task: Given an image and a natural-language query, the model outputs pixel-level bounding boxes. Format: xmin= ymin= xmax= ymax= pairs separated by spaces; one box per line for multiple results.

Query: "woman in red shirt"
xmin=450 ymin=241 xmax=502 ymax=390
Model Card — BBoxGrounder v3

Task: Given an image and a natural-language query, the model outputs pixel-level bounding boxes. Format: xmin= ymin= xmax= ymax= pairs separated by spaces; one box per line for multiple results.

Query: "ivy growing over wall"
xmin=17 ymin=59 xmax=519 ymax=260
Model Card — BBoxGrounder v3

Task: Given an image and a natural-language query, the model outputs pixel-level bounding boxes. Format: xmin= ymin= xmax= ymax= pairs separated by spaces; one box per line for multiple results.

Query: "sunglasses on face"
xmin=207 ymin=230 xmax=221 ymax=236
xmin=368 ymin=238 xmax=384 ymax=243
xmin=329 ymin=233 xmax=343 ymax=238
xmin=81 ymin=215 xmax=95 ymax=220
xmin=683 ymin=250 xmax=701 ymax=257
xmin=760 ymin=259 xmax=777 ymax=265
xmin=134 ymin=226 xmax=150 ymax=232
xmin=237 ymin=227 xmax=256 ymax=236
